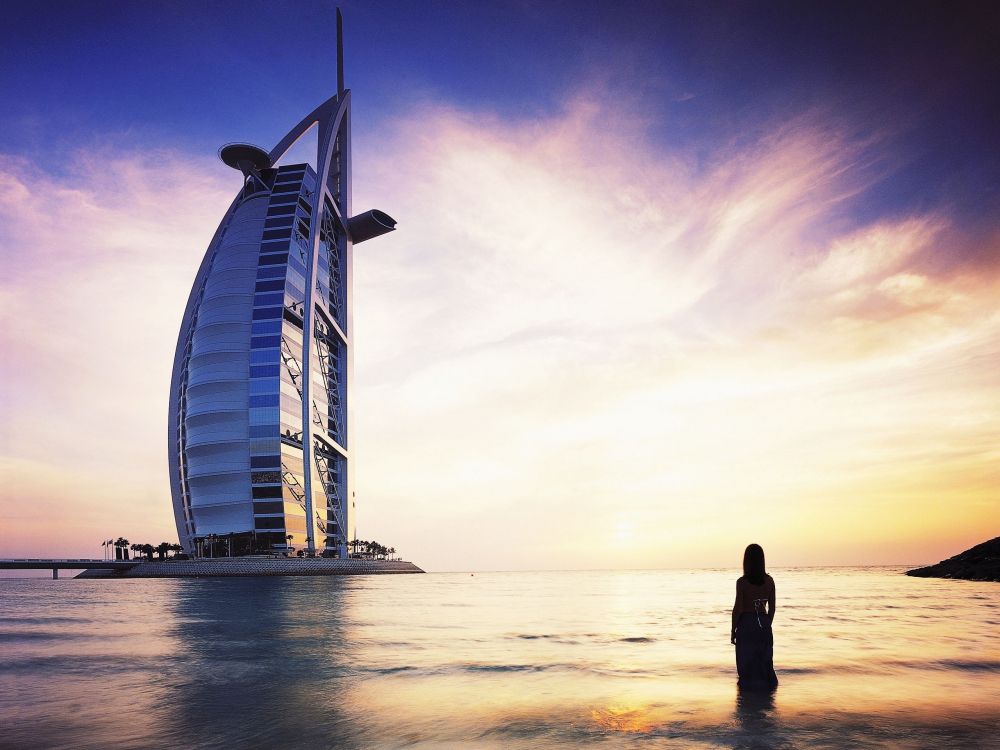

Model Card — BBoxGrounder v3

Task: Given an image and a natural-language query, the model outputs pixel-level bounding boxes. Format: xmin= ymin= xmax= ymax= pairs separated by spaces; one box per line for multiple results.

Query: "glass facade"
xmin=169 ymin=69 xmax=395 ymax=560
xmin=170 ymin=160 xmax=352 ymax=557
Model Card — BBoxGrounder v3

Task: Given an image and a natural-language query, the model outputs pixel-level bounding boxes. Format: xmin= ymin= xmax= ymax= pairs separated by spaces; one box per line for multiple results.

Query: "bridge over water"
xmin=0 ymin=559 xmax=141 ymax=578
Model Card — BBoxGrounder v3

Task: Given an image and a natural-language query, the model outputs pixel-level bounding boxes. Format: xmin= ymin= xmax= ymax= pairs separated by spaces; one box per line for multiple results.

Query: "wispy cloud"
xmin=0 ymin=151 xmax=234 ymax=554
xmin=1 ymin=92 xmax=997 ymax=569
xmin=352 ymin=96 xmax=1000 ymax=569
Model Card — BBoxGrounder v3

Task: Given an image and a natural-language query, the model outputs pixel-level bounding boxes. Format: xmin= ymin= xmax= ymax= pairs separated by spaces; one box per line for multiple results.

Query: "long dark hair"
xmin=743 ymin=544 xmax=766 ymax=586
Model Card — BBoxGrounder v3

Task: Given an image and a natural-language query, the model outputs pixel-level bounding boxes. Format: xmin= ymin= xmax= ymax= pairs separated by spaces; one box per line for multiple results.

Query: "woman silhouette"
xmin=731 ymin=543 xmax=778 ymax=690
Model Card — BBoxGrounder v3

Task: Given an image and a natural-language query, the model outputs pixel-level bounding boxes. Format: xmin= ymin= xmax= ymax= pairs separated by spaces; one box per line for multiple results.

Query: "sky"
xmin=1 ymin=1 xmax=998 ymax=571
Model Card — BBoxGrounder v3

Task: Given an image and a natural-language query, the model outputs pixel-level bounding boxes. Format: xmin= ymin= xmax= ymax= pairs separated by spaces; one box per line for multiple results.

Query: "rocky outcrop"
xmin=906 ymin=536 xmax=1000 ymax=582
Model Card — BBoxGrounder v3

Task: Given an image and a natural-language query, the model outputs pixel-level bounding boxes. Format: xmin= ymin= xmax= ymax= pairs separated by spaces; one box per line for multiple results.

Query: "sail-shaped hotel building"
xmin=168 ymin=12 xmax=395 ymax=558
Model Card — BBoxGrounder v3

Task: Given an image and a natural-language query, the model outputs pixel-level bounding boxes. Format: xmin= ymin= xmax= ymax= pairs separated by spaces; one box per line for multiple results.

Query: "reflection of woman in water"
xmin=731 ymin=543 xmax=778 ymax=690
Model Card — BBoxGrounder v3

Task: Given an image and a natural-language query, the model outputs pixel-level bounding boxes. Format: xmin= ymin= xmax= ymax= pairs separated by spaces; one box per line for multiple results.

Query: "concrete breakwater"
xmin=75 ymin=558 xmax=424 ymax=578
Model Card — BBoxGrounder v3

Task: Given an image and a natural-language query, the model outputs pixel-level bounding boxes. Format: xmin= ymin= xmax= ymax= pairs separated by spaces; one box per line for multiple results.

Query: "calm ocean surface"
xmin=1 ymin=567 xmax=997 ymax=749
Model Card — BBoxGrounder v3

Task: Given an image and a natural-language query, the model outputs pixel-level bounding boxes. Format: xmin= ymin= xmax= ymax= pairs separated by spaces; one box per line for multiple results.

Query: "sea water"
xmin=0 ymin=568 xmax=997 ymax=749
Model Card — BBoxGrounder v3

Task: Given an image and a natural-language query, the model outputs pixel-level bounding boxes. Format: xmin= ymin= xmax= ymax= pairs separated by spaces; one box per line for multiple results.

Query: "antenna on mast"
xmin=336 ymin=7 xmax=345 ymax=95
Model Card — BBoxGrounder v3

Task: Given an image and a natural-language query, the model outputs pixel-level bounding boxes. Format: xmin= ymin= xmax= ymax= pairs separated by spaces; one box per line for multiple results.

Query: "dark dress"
xmin=735 ymin=610 xmax=778 ymax=690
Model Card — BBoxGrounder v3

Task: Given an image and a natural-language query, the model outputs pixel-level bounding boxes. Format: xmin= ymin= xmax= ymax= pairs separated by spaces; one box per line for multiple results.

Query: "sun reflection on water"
xmin=591 ymin=703 xmax=658 ymax=733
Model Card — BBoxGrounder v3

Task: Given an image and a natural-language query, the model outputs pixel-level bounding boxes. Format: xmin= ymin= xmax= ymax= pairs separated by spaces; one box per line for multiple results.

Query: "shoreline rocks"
xmin=906 ymin=536 xmax=1000 ymax=582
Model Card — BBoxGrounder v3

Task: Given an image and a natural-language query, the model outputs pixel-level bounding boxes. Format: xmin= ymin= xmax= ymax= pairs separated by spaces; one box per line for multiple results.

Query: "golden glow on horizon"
xmin=0 ymin=94 xmax=997 ymax=569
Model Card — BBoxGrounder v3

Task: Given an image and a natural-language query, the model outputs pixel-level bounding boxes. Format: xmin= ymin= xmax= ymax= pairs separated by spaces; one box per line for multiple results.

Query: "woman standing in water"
xmin=731 ymin=543 xmax=778 ymax=690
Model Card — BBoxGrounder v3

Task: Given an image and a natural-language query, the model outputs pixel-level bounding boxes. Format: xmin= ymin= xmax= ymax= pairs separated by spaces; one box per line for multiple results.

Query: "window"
xmin=285 ymin=264 xmax=305 ymax=286
xmin=254 ymin=516 xmax=286 ymax=530
xmin=250 ymin=349 xmax=279 ymax=364
xmin=250 ymin=438 xmax=280 ymax=454
xmin=257 ymin=266 xmax=285 ymax=280
xmin=249 ymin=407 xmax=280 ymax=425
xmin=255 ymin=279 xmax=285 ymax=293
xmin=286 ymin=254 xmax=307 ymax=277
xmin=249 ymin=424 xmax=275 ymax=438
xmin=249 ymin=378 xmax=279 ymax=395
xmin=261 ymin=241 xmax=291 ymax=256
xmin=252 ymin=307 xmax=283 ymax=320
xmin=251 ymin=320 xmax=282 ymax=335
xmin=253 ymin=501 xmax=284 ymax=514
xmin=251 ymin=335 xmax=281 ymax=349
xmin=250 ymin=455 xmax=280 ymax=469
xmin=249 ymin=365 xmax=281 ymax=379
xmin=252 ymin=471 xmax=281 ymax=484
xmin=252 ymin=486 xmax=283 ymax=499
xmin=258 ymin=252 xmax=289 ymax=266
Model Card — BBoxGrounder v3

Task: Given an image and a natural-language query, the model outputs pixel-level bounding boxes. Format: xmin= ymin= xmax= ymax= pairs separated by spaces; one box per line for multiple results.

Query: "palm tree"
xmin=130 ymin=543 xmax=142 ymax=560
xmin=115 ymin=537 xmax=130 ymax=561
xmin=141 ymin=544 xmax=155 ymax=561
xmin=169 ymin=543 xmax=183 ymax=558
xmin=156 ymin=542 xmax=170 ymax=560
